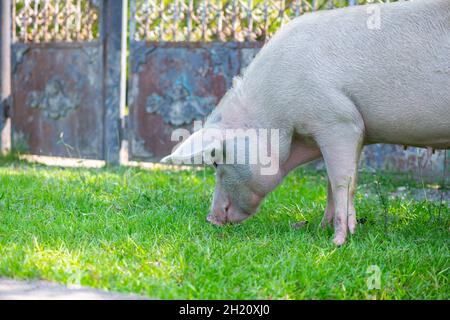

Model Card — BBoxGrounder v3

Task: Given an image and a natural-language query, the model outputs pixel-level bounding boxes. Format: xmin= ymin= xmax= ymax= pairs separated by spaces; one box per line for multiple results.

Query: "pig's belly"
xmin=360 ymin=102 xmax=450 ymax=149
xmin=348 ymin=68 xmax=450 ymax=149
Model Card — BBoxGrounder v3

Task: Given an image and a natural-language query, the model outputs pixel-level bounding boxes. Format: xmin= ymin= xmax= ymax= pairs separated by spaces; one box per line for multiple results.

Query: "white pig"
xmin=162 ymin=0 xmax=450 ymax=245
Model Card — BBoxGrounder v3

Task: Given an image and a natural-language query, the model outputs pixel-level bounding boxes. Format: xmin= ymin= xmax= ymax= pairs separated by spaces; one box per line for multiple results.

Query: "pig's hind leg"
xmin=317 ymin=124 xmax=364 ymax=245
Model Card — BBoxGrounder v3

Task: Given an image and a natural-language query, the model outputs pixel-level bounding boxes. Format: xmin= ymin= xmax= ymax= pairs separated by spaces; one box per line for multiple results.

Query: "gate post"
xmin=103 ymin=0 xmax=128 ymax=165
xmin=0 ymin=0 xmax=12 ymax=154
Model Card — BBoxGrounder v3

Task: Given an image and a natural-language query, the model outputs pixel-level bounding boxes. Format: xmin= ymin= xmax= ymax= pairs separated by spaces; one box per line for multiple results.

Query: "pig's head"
xmin=161 ymin=127 xmax=284 ymax=226
xmin=207 ymin=162 xmax=264 ymax=225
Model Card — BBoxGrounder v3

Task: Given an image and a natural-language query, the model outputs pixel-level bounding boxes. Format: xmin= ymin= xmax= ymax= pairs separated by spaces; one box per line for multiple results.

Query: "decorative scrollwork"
xmin=27 ymin=78 xmax=80 ymax=119
xmin=14 ymin=0 xmax=101 ymax=43
xmin=145 ymin=82 xmax=216 ymax=126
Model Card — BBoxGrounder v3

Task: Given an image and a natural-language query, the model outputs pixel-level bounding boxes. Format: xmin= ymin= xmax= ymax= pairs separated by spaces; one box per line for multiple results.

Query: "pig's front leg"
xmin=318 ymin=125 xmax=363 ymax=245
xmin=321 ymin=179 xmax=335 ymax=228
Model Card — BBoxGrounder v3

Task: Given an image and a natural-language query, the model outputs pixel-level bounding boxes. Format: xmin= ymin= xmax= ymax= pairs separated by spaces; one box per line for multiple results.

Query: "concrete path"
xmin=0 ymin=278 xmax=145 ymax=300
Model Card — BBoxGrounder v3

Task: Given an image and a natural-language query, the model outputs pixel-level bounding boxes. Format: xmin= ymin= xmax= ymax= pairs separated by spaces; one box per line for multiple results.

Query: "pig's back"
xmin=243 ymin=0 xmax=450 ymax=148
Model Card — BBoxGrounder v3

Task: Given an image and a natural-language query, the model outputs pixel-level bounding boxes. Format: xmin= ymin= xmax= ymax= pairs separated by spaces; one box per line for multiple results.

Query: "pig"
xmin=161 ymin=0 xmax=450 ymax=245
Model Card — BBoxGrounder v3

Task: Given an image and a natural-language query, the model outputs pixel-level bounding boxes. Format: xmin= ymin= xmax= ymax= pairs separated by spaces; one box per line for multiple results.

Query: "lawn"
xmin=0 ymin=156 xmax=448 ymax=299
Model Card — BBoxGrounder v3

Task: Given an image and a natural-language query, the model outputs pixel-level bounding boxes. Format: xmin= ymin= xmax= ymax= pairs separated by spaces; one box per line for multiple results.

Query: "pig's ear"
xmin=160 ymin=128 xmax=224 ymax=165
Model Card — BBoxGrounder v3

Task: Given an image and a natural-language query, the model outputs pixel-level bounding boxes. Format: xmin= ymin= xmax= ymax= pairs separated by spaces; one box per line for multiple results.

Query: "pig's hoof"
xmin=333 ymin=234 xmax=347 ymax=246
xmin=348 ymin=215 xmax=357 ymax=234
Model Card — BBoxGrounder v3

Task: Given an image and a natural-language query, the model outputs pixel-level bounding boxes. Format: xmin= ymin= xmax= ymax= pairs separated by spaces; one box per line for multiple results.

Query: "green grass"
xmin=0 ymin=156 xmax=448 ymax=299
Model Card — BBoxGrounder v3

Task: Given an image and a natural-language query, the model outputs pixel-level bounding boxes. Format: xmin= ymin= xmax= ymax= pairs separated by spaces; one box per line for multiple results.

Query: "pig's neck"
xmin=206 ymin=96 xmax=272 ymax=131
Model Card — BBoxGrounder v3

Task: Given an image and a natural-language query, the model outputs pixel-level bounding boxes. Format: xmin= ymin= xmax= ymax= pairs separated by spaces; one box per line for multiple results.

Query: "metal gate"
xmin=4 ymin=0 xmax=126 ymax=163
xmin=0 ymin=0 xmax=386 ymax=163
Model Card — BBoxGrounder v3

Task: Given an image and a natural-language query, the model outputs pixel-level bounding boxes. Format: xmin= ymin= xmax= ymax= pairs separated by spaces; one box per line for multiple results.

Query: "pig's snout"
xmin=206 ymin=205 xmax=253 ymax=227
xmin=206 ymin=213 xmax=225 ymax=226
xmin=207 ymin=186 xmax=263 ymax=227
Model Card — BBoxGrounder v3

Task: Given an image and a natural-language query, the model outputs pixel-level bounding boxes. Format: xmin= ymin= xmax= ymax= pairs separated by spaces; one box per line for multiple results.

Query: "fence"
xmin=133 ymin=0 xmax=358 ymax=43
xmin=0 ymin=0 xmax=448 ymax=175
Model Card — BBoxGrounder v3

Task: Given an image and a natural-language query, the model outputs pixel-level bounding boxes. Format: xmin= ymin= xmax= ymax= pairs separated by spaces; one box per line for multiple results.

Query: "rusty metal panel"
xmin=128 ymin=41 xmax=261 ymax=161
xmin=11 ymin=42 xmax=105 ymax=159
xmin=10 ymin=0 xmax=125 ymax=162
